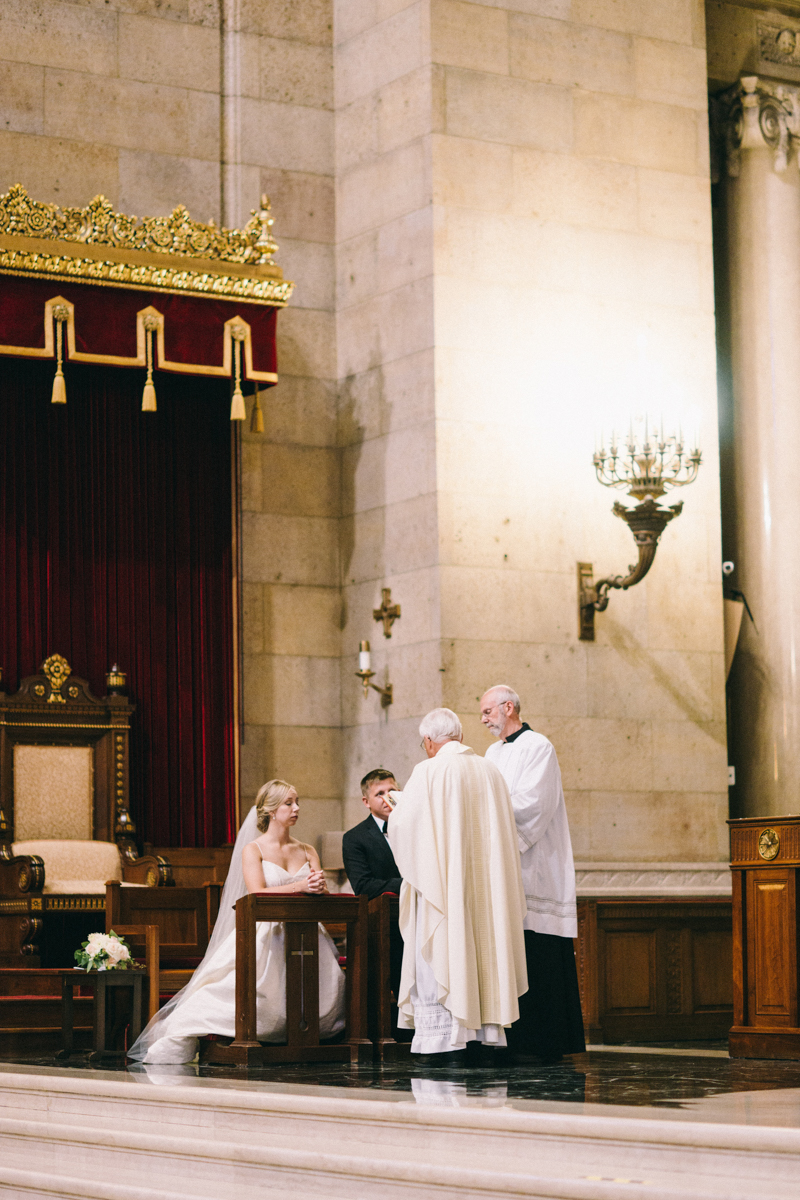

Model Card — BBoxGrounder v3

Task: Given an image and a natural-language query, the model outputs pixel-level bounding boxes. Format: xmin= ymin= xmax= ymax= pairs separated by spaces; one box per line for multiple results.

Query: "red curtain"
xmin=0 ymin=355 xmax=236 ymax=847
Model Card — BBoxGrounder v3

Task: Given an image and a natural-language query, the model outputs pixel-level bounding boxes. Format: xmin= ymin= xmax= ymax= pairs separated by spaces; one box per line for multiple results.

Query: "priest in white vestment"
xmin=481 ymin=685 xmax=585 ymax=1061
xmin=388 ymin=707 xmax=528 ymax=1062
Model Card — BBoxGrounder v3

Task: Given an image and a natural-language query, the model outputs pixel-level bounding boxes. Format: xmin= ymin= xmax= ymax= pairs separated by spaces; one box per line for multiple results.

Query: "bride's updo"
xmin=255 ymin=779 xmax=294 ymax=832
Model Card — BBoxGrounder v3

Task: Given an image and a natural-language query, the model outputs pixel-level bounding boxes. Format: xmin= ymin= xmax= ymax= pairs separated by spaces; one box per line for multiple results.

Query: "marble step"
xmin=0 ymin=1069 xmax=798 ymax=1200
xmin=0 ymin=1113 xmax=795 ymax=1200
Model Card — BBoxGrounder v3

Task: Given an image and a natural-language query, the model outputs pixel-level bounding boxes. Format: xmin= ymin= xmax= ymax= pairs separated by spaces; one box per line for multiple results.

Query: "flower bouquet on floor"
xmin=74 ymin=930 xmax=139 ymax=972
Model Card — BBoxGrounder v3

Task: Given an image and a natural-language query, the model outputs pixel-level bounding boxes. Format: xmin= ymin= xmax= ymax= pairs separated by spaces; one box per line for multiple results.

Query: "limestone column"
xmin=721 ymin=76 xmax=800 ymax=814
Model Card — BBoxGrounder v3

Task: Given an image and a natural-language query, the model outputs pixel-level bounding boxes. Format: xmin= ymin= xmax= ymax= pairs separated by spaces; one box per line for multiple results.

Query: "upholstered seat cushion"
xmin=11 ymin=839 xmax=143 ymax=893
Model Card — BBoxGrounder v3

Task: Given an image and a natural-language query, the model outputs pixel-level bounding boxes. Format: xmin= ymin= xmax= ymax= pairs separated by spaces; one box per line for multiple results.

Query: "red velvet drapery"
xmin=0 ymin=355 xmax=236 ymax=847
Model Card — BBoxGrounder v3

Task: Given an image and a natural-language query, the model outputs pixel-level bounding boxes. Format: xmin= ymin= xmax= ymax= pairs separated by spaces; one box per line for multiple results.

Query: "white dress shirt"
xmin=485 ymin=726 xmax=577 ymax=939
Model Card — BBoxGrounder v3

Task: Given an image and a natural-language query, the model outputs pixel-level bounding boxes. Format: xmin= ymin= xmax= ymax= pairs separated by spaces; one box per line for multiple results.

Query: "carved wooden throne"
xmin=0 ymin=655 xmax=171 ymax=966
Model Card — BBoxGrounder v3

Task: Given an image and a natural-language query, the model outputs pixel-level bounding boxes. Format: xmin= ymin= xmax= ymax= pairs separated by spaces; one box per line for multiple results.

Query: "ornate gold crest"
xmin=41 ymin=653 xmax=71 ymax=704
xmin=758 ymin=827 xmax=780 ymax=860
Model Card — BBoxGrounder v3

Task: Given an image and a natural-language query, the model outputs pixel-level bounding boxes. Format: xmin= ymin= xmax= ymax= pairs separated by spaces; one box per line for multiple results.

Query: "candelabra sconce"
xmin=578 ymin=427 xmax=702 ymax=641
xmin=355 ymin=640 xmax=393 ymax=708
xmin=373 ymin=588 xmax=401 ymax=637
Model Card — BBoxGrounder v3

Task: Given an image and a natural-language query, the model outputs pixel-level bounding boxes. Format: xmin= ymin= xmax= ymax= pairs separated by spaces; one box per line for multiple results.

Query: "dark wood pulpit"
xmin=729 ymin=815 xmax=800 ymax=1058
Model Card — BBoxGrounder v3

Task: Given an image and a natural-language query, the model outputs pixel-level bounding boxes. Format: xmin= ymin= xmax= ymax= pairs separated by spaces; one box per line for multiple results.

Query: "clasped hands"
xmin=301 ymin=868 xmax=328 ymax=894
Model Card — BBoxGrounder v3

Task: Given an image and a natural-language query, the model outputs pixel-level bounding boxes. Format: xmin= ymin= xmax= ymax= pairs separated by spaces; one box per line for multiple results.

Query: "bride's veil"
xmin=127 ymin=805 xmax=259 ymax=1061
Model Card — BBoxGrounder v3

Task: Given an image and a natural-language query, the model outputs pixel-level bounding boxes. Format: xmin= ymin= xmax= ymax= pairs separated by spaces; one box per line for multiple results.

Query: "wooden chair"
xmin=367 ymin=892 xmax=411 ymax=1061
xmin=205 ymin=893 xmax=371 ymax=1065
xmin=106 ymin=880 xmax=221 ymax=1000
xmin=0 ymin=656 xmax=171 ymax=966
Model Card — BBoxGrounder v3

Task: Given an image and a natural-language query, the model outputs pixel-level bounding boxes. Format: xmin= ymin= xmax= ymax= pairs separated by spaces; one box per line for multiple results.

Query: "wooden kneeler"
xmin=368 ymin=893 xmax=411 ymax=1062
xmin=205 ymin=893 xmax=372 ymax=1065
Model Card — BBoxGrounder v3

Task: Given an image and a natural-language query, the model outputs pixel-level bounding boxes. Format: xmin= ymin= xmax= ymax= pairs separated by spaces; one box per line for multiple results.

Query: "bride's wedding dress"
xmin=128 ymin=855 xmax=346 ymax=1064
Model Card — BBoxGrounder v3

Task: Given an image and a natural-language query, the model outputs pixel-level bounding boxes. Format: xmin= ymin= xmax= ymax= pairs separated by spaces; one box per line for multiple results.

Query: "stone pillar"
xmin=720 ymin=76 xmax=800 ymax=814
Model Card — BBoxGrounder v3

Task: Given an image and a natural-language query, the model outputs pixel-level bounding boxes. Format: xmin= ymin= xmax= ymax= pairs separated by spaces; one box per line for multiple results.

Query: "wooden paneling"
xmin=728 ymin=817 xmax=800 ymax=1058
xmin=747 ymin=871 xmax=795 ymax=1025
xmin=603 ymin=931 xmax=656 ymax=1012
xmin=576 ymin=898 xmax=733 ymax=1043
xmin=143 ymin=845 xmax=232 ymax=887
xmin=692 ymin=930 xmax=733 ymax=1009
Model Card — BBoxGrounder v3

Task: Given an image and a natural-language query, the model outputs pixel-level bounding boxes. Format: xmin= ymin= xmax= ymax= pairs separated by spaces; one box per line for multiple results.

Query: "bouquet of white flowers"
xmin=74 ymin=930 xmax=136 ymax=972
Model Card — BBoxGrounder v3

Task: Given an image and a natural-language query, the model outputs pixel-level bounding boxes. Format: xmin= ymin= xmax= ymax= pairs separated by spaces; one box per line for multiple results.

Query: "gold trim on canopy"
xmin=0 ymin=296 xmax=278 ymax=384
xmin=0 ymin=186 xmax=293 ymax=306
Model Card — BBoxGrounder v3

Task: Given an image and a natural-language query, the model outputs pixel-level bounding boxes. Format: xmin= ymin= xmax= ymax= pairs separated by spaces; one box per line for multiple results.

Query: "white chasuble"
xmin=388 ymin=741 xmax=528 ymax=1045
xmin=485 ymin=729 xmax=577 ymax=939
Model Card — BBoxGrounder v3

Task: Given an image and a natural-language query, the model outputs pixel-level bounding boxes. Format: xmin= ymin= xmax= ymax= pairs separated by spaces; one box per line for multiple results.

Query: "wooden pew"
xmin=205 ymin=893 xmax=371 ymax=1065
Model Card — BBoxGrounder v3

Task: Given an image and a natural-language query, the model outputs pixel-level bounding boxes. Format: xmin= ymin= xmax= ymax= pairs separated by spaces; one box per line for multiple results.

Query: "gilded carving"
xmin=0 ymin=186 xmax=293 ymax=306
xmin=41 ymin=653 xmax=71 ymax=704
xmin=0 ymin=185 xmax=278 ymax=266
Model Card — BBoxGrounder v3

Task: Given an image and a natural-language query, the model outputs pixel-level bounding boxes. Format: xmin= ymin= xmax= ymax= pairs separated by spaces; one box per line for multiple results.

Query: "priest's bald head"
xmin=419 ymin=707 xmax=463 ymax=758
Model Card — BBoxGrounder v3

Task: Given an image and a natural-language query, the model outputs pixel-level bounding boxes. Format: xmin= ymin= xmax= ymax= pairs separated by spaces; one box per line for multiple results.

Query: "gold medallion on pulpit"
xmin=758 ymin=828 xmax=780 ymax=860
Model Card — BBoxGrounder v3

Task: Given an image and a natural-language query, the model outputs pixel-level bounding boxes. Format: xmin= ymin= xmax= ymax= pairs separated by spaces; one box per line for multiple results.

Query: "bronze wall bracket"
xmin=578 ymin=498 xmax=683 ymax=640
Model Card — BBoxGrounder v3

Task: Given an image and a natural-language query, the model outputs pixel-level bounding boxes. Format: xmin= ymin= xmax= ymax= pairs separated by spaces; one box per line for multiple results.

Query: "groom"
xmin=342 ymin=768 xmax=403 ymax=899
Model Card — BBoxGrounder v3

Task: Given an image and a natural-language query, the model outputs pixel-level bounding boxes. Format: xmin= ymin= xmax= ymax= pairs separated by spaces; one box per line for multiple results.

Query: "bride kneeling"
xmin=128 ymin=780 xmax=346 ymax=1064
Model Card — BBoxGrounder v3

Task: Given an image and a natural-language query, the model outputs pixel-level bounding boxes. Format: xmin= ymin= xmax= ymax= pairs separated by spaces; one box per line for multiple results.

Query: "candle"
xmin=359 ymin=640 xmax=371 ymax=672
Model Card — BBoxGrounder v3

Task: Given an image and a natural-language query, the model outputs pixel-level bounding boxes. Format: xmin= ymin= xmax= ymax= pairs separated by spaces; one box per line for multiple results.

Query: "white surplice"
xmin=485 ymin=728 xmax=577 ymax=939
xmin=388 ymin=741 xmax=528 ymax=1054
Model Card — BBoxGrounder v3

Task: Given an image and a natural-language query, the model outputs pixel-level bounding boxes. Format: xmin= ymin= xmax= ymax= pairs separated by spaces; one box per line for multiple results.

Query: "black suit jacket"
xmin=342 ymin=815 xmax=402 ymax=899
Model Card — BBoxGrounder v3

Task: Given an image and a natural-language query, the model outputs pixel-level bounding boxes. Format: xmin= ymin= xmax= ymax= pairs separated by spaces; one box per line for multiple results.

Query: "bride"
xmin=127 ymin=780 xmax=346 ymax=1064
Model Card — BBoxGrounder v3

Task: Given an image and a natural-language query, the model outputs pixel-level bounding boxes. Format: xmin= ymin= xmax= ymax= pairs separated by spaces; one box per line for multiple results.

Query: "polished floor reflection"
xmin=7 ymin=1044 xmax=800 ymax=1122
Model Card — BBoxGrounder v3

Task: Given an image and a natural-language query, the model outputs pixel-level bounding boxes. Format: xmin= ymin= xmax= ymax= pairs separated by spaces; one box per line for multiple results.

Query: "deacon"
xmin=481 ymin=685 xmax=585 ymax=1062
xmin=388 ymin=708 xmax=528 ymax=1064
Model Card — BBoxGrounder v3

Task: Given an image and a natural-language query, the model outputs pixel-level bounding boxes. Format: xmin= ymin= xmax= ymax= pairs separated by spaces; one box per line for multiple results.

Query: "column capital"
xmin=714 ymin=76 xmax=800 ymax=177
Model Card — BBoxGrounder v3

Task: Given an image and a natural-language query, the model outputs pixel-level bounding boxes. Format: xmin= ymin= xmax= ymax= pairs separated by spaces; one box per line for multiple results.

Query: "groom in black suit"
xmin=343 ymin=768 xmax=406 ymax=1031
xmin=342 ymin=768 xmax=402 ymax=898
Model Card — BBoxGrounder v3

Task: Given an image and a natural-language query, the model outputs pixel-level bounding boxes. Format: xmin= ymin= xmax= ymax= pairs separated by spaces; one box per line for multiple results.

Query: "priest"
xmin=388 ymin=707 xmax=528 ymax=1064
xmin=480 ymin=684 xmax=585 ymax=1062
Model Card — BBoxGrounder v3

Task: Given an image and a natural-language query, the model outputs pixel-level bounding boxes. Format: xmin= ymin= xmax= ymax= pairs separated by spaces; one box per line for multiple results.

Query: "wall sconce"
xmin=578 ymin=427 xmax=702 ymax=641
xmin=373 ymin=587 xmax=401 ymax=637
xmin=355 ymin=640 xmax=393 ymax=708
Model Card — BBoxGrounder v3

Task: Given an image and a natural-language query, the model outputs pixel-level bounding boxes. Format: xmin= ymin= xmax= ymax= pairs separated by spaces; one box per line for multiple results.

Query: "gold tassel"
xmin=230 ymin=386 xmax=246 ymax=421
xmin=250 ymin=386 xmax=264 ymax=433
xmin=51 ymin=368 xmax=66 ymax=405
xmin=230 ymin=331 xmax=246 ymax=420
xmin=142 ymin=321 xmax=157 ymax=411
xmin=51 ymin=307 xmax=67 ymax=404
xmin=142 ymin=379 xmax=157 ymax=412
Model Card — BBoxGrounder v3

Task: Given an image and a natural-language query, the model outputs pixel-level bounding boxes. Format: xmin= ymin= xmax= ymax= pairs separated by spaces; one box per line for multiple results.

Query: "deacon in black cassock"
xmin=342 ymin=768 xmax=404 ymax=1008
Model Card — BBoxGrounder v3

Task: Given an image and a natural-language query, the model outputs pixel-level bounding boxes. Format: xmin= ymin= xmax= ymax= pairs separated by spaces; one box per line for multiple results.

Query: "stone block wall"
xmin=0 ymin=0 xmax=729 ymax=859
xmin=336 ymin=0 xmax=728 ymax=859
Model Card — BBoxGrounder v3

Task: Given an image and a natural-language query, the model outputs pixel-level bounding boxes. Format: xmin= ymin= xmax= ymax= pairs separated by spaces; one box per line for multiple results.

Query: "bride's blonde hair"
xmin=255 ymin=779 xmax=295 ymax=832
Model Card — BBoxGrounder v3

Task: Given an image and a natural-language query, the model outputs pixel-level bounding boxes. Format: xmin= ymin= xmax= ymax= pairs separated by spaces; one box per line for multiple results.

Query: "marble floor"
xmin=5 ymin=1045 xmax=800 ymax=1127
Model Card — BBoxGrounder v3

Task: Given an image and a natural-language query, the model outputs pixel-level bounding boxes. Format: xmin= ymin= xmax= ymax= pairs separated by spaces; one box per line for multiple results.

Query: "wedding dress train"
xmin=128 ymin=859 xmax=346 ymax=1064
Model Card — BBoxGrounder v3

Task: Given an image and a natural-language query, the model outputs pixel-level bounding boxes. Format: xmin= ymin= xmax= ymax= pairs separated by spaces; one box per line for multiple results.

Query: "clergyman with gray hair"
xmin=480 ymin=685 xmax=585 ymax=1062
xmin=387 ymin=708 xmax=528 ymax=1065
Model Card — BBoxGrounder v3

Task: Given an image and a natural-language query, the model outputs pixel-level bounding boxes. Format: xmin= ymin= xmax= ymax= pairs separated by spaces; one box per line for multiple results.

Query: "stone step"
xmin=0 ymin=1069 xmax=797 ymax=1200
xmin=0 ymin=1113 xmax=795 ymax=1200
